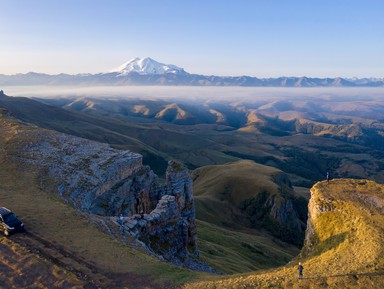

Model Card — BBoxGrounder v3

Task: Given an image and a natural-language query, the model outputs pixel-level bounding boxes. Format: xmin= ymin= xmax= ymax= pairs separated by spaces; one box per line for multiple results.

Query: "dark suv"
xmin=0 ymin=207 xmax=24 ymax=236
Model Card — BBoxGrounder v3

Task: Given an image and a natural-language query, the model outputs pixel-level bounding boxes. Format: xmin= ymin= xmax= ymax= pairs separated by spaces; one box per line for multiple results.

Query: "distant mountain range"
xmin=1 ymin=57 xmax=383 ymax=87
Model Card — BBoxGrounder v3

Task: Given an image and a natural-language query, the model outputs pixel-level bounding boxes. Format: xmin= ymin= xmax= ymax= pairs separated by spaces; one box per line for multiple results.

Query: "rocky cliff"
xmin=300 ymin=178 xmax=384 ymax=275
xmin=1 ymin=111 xmax=205 ymax=270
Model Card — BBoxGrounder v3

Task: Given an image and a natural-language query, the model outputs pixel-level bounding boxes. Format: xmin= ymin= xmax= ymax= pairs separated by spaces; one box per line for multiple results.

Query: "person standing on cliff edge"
xmin=298 ymin=262 xmax=304 ymax=279
xmin=326 ymin=172 xmax=330 ymax=183
xmin=119 ymin=214 xmax=124 ymax=234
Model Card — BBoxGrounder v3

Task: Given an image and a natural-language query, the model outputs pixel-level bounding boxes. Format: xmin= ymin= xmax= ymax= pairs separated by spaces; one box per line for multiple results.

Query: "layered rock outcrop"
xmin=14 ymin=126 xmax=200 ymax=268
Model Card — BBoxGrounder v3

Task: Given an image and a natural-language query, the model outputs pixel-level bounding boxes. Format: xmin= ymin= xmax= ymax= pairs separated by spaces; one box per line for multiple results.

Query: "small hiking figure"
xmin=119 ymin=214 xmax=124 ymax=234
xmin=326 ymin=172 xmax=330 ymax=183
xmin=298 ymin=262 xmax=304 ymax=279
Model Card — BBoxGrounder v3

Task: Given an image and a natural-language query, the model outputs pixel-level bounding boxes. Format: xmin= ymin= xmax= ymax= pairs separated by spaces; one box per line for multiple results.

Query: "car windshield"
xmin=3 ymin=213 xmax=18 ymax=223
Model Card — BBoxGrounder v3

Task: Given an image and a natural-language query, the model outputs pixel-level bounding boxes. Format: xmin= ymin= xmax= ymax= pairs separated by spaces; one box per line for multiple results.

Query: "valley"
xmin=1 ymin=87 xmax=384 ymax=288
xmin=2 ymin=87 xmax=384 ymax=186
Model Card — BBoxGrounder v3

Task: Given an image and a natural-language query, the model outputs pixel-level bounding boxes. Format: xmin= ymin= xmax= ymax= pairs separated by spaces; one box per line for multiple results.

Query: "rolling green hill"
xmin=0 ymin=91 xmax=232 ymax=175
xmin=192 ymin=160 xmax=308 ymax=272
xmin=36 ymin=93 xmax=384 ymax=186
xmin=192 ymin=161 xmax=307 ymax=252
xmin=193 ymin=160 xmax=307 ymax=232
xmin=2 ymin=91 xmax=384 ymax=186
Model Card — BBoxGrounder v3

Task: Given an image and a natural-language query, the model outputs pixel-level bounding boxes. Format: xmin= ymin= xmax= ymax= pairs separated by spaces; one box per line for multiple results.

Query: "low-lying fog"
xmin=3 ymin=86 xmax=384 ymax=102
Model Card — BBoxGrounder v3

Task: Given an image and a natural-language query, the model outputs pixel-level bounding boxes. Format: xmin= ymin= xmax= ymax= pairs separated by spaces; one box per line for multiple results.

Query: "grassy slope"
xmin=184 ymin=179 xmax=384 ymax=288
xmin=0 ymin=112 xmax=203 ymax=288
xmin=196 ymin=220 xmax=298 ymax=274
xmin=193 ymin=160 xmax=282 ymax=228
xmin=192 ymin=160 xmax=301 ymax=273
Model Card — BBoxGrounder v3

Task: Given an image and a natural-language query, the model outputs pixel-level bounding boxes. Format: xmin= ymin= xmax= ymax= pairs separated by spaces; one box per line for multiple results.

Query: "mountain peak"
xmin=110 ymin=57 xmax=186 ymax=76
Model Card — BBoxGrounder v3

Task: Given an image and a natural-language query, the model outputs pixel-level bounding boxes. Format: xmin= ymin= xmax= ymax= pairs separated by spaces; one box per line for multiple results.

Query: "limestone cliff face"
xmin=17 ymin=128 xmax=199 ymax=267
xmin=301 ymin=182 xmax=336 ymax=256
xmin=165 ymin=160 xmax=197 ymax=253
xmin=119 ymin=160 xmax=198 ymax=262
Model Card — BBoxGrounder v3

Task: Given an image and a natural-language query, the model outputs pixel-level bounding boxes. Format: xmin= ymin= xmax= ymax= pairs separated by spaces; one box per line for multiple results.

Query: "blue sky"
xmin=1 ymin=0 xmax=383 ymax=77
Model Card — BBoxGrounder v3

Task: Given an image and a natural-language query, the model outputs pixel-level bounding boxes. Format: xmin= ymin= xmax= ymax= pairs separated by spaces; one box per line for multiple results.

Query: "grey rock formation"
xmin=20 ymin=128 xmax=201 ymax=268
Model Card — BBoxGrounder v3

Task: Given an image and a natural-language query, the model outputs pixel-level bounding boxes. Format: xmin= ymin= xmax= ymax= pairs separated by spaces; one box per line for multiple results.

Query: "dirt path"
xmin=1 ymin=232 xmax=171 ymax=289
xmin=0 ymin=234 xmax=87 ymax=289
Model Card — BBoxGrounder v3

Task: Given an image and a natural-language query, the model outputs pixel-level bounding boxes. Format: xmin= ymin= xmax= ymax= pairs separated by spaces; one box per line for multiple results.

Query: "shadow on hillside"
xmin=303 ymin=230 xmax=347 ymax=257
xmin=319 ymin=231 xmax=348 ymax=254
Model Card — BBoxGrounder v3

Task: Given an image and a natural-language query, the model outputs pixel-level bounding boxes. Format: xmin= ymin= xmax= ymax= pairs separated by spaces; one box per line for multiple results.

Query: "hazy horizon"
xmin=3 ymin=86 xmax=384 ymax=103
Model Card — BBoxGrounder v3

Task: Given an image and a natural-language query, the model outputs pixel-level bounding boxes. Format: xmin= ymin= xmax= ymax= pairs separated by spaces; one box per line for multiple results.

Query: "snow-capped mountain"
xmin=110 ymin=57 xmax=187 ymax=76
xmin=0 ymin=57 xmax=383 ymax=87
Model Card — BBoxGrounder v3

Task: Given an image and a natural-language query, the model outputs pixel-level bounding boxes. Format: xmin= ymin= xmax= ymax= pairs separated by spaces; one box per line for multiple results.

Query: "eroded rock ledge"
xmin=14 ymin=127 xmax=213 ymax=271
